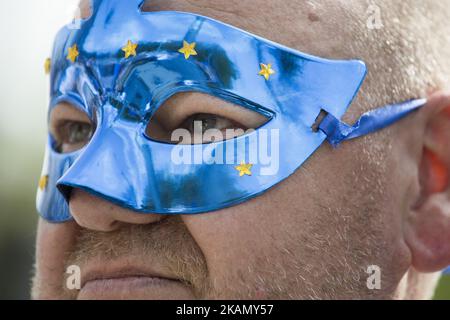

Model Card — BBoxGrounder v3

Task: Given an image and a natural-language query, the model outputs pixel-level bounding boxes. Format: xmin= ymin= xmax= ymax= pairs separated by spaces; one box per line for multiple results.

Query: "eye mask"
xmin=36 ymin=0 xmax=425 ymax=222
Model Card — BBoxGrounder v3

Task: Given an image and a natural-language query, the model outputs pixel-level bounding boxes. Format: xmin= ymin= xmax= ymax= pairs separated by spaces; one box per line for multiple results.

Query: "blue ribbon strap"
xmin=319 ymin=98 xmax=427 ymax=147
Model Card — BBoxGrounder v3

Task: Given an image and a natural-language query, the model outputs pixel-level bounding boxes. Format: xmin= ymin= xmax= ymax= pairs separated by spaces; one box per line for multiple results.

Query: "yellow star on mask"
xmin=67 ymin=44 xmax=79 ymax=63
xmin=122 ymin=40 xmax=138 ymax=58
xmin=235 ymin=161 xmax=253 ymax=177
xmin=178 ymin=40 xmax=198 ymax=60
xmin=38 ymin=175 xmax=49 ymax=191
xmin=44 ymin=58 xmax=51 ymax=74
xmin=258 ymin=63 xmax=275 ymax=80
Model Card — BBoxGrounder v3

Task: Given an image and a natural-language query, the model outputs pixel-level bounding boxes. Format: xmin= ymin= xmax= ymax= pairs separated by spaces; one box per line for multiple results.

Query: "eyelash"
xmin=179 ymin=113 xmax=248 ymax=133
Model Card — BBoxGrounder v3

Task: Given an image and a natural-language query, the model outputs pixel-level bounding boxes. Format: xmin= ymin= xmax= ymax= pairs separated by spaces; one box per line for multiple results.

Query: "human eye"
xmin=49 ymin=103 xmax=94 ymax=153
xmin=178 ymin=113 xmax=248 ymax=143
xmin=146 ymin=92 xmax=269 ymax=144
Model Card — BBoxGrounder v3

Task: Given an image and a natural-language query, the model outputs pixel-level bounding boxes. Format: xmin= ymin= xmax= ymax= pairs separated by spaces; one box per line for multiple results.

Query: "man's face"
xmin=32 ymin=0 xmax=444 ymax=299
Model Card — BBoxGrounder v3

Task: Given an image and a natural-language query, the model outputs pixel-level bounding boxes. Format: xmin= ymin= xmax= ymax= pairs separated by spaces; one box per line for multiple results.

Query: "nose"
xmin=69 ymin=189 xmax=165 ymax=232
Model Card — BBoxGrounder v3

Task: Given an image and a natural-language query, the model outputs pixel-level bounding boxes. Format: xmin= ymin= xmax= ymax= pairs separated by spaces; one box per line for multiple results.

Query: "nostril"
xmin=57 ymin=183 xmax=73 ymax=203
xmin=69 ymin=189 xmax=120 ymax=232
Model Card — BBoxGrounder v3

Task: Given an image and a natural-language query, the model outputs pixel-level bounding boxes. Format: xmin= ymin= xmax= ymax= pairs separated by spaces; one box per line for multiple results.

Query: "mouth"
xmin=77 ymin=260 xmax=195 ymax=300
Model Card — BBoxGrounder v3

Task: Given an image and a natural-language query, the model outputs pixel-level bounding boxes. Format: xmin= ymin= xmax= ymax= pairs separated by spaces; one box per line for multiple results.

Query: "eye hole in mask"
xmin=48 ymin=93 xmax=270 ymax=152
xmin=49 ymin=102 xmax=94 ymax=153
xmin=145 ymin=92 xmax=270 ymax=144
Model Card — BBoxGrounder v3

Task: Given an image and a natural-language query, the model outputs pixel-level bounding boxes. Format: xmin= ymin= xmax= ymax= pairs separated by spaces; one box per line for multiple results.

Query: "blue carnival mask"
xmin=36 ymin=0 xmax=426 ymax=222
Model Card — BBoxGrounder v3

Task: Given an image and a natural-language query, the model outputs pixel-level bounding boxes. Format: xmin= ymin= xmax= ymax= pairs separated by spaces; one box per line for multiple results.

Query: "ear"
xmin=405 ymin=91 xmax=450 ymax=272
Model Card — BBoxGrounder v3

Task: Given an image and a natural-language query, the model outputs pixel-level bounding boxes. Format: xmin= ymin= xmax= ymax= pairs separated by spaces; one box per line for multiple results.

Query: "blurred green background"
xmin=0 ymin=0 xmax=449 ymax=300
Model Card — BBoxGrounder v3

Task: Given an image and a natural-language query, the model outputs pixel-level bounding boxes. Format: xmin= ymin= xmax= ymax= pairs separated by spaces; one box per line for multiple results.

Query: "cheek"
xmin=34 ymin=219 xmax=78 ymax=299
xmin=181 ymin=177 xmax=313 ymax=279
